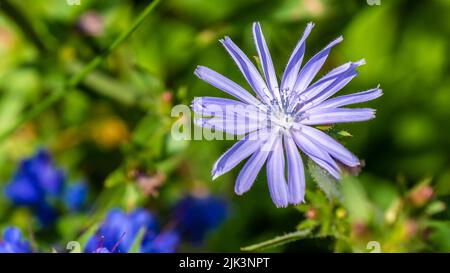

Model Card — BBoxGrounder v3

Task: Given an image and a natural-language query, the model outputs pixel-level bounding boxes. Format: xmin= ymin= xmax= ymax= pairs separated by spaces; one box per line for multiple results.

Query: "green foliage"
xmin=0 ymin=0 xmax=449 ymax=253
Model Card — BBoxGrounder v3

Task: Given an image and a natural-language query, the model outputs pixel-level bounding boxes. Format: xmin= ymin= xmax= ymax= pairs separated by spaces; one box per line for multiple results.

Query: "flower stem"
xmin=240 ymin=229 xmax=312 ymax=252
xmin=0 ymin=0 xmax=161 ymax=144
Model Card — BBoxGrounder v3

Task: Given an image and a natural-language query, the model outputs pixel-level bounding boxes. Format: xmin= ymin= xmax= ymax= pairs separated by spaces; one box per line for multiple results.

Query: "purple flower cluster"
xmin=0 ymin=227 xmax=32 ymax=253
xmin=85 ymin=208 xmax=178 ymax=253
xmin=173 ymin=195 xmax=228 ymax=244
xmin=4 ymin=149 xmax=88 ymax=225
xmin=85 ymin=195 xmax=228 ymax=253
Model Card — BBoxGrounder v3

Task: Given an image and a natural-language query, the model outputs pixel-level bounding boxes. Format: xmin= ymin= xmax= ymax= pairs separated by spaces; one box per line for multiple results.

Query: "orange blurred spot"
xmin=90 ymin=117 xmax=129 ymax=149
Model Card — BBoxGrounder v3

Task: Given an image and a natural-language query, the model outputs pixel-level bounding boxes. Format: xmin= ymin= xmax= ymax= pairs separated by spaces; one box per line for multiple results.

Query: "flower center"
xmin=271 ymin=110 xmax=295 ymax=131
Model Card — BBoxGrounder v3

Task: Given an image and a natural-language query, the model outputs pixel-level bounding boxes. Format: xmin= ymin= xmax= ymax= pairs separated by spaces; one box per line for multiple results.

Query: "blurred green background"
xmin=0 ymin=0 xmax=450 ymax=252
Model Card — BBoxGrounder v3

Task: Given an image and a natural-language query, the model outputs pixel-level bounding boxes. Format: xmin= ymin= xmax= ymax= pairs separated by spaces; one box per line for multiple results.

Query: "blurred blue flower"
xmin=85 ymin=208 xmax=179 ymax=253
xmin=0 ymin=227 xmax=32 ymax=253
xmin=5 ymin=150 xmax=64 ymax=206
xmin=173 ymin=195 xmax=228 ymax=244
xmin=92 ymin=247 xmax=111 ymax=253
xmin=4 ymin=149 xmax=88 ymax=225
xmin=86 ymin=195 xmax=228 ymax=253
xmin=63 ymin=182 xmax=88 ymax=211
xmin=140 ymin=230 xmax=180 ymax=253
xmin=35 ymin=203 xmax=60 ymax=226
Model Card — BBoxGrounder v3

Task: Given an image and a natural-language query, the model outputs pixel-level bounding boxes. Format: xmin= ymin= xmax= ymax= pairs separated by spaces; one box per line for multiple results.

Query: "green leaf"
xmin=425 ymin=201 xmax=446 ymax=216
xmin=76 ymin=223 xmax=100 ymax=251
xmin=338 ymin=130 xmax=353 ymax=138
xmin=297 ymin=219 xmax=319 ymax=231
xmin=426 ymin=221 xmax=450 ymax=252
xmin=241 ymin=229 xmax=312 ymax=252
xmin=131 ymin=113 xmax=165 ymax=149
xmin=308 ymin=160 xmax=341 ymax=202
xmin=430 ymin=196 xmax=450 ymax=220
xmin=341 ymin=176 xmax=373 ymax=223
xmin=252 ymin=55 xmax=264 ymax=76
xmin=104 ymin=168 xmax=127 ymax=188
xmin=129 ymin=228 xmax=147 ymax=253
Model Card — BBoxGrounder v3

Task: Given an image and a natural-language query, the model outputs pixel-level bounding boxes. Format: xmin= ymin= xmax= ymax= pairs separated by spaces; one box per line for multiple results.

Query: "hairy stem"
xmin=240 ymin=229 xmax=312 ymax=251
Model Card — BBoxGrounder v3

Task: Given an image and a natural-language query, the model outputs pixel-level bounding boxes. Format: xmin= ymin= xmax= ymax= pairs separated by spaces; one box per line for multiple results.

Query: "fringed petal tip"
xmin=234 ymin=187 xmax=245 ymax=196
xmin=219 ymin=36 xmax=231 ymax=45
xmin=193 ymin=65 xmax=202 ymax=77
xmin=377 ymin=86 xmax=383 ymax=95
xmin=355 ymin=58 xmax=366 ymax=66
xmin=211 ymin=165 xmax=224 ymax=181
xmin=289 ymin=198 xmax=305 ymax=206
xmin=332 ymin=35 xmax=344 ymax=45
xmin=190 ymin=97 xmax=200 ymax=107
xmin=302 ymin=22 xmax=315 ymax=39
xmin=274 ymin=202 xmax=289 ymax=208
xmin=343 ymin=158 xmax=361 ymax=168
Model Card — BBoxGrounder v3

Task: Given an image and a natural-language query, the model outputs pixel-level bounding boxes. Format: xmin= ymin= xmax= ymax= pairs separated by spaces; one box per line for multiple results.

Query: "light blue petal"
xmin=292 ymin=60 xmax=365 ymax=112
xmin=301 ymin=125 xmax=359 ymax=166
xmin=303 ymin=108 xmax=376 ymax=125
xmin=192 ymin=97 xmax=265 ymax=119
xmin=253 ymin=22 xmax=280 ymax=103
xmin=293 ymin=36 xmax=343 ymax=94
xmin=220 ymin=37 xmax=273 ymax=104
xmin=280 ymin=22 xmax=314 ymax=96
xmin=284 ymin=135 xmax=305 ymax=204
xmin=266 ymin=137 xmax=289 ymax=208
xmin=292 ymin=131 xmax=341 ymax=179
xmin=234 ymin=135 xmax=276 ymax=195
xmin=194 ymin=66 xmax=261 ymax=106
xmin=194 ymin=115 xmax=266 ymax=135
xmin=316 ymin=87 xmax=383 ymax=109
xmin=212 ymin=129 xmax=270 ymax=180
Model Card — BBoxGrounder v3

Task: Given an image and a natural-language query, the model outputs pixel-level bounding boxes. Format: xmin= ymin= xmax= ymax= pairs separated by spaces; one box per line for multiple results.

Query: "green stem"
xmin=0 ymin=0 xmax=161 ymax=144
xmin=67 ymin=61 xmax=151 ymax=106
xmin=240 ymin=229 xmax=312 ymax=252
xmin=68 ymin=0 xmax=161 ymax=87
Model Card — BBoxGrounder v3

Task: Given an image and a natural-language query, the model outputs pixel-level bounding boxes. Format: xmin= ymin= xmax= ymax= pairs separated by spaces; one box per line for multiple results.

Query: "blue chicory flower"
xmin=0 ymin=227 xmax=32 ymax=253
xmin=173 ymin=195 xmax=228 ymax=244
xmin=193 ymin=22 xmax=382 ymax=207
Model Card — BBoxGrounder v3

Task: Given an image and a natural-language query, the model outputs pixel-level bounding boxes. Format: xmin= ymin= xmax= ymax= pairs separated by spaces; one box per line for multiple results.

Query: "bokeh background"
xmin=0 ymin=0 xmax=449 ymax=252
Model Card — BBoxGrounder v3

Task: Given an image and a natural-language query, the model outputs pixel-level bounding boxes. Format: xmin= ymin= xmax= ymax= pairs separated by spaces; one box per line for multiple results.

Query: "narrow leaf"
xmin=308 ymin=160 xmax=341 ymax=202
